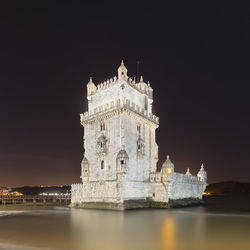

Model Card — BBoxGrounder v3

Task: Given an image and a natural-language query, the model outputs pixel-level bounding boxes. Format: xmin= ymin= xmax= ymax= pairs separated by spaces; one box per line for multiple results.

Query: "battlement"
xmin=149 ymin=171 xmax=200 ymax=183
xmin=91 ymin=77 xmax=152 ymax=98
xmin=80 ymin=97 xmax=159 ymax=125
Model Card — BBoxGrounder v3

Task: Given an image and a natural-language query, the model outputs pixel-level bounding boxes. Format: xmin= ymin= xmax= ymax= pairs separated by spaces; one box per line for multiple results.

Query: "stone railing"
xmin=80 ymin=98 xmax=159 ymax=124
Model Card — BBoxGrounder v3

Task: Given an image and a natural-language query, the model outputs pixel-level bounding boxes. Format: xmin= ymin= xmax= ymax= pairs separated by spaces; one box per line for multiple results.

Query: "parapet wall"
xmin=71 ymin=181 xmax=120 ymax=204
xmin=80 ymin=97 xmax=159 ymax=125
xmin=167 ymin=173 xmax=204 ymax=200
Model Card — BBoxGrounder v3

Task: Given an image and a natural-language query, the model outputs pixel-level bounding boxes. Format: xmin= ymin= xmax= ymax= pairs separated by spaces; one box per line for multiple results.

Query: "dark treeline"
xmin=11 ymin=186 xmax=71 ymax=195
xmin=206 ymin=182 xmax=250 ymax=195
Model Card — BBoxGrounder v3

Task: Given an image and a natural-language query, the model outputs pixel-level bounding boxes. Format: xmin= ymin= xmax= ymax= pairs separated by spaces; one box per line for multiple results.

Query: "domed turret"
xmin=137 ymin=76 xmax=148 ymax=92
xmin=117 ymin=60 xmax=128 ymax=80
xmin=197 ymin=163 xmax=207 ymax=191
xmin=87 ymin=77 xmax=96 ymax=96
xmin=197 ymin=164 xmax=207 ymax=182
xmin=162 ymin=155 xmax=175 ymax=175
xmin=186 ymin=168 xmax=191 ymax=176
xmin=147 ymin=81 xmax=153 ymax=99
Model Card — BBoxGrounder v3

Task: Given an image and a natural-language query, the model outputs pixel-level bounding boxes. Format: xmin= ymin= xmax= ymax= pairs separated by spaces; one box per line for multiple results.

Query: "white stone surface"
xmin=71 ymin=61 xmax=207 ymax=206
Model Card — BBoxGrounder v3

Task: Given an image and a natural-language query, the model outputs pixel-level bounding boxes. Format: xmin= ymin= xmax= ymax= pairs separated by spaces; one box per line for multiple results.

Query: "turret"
xmin=117 ymin=60 xmax=128 ymax=80
xmin=162 ymin=155 xmax=175 ymax=175
xmin=186 ymin=168 xmax=191 ymax=176
xmin=87 ymin=77 xmax=96 ymax=96
xmin=147 ymin=81 xmax=153 ymax=99
xmin=137 ymin=76 xmax=148 ymax=92
xmin=197 ymin=163 xmax=207 ymax=191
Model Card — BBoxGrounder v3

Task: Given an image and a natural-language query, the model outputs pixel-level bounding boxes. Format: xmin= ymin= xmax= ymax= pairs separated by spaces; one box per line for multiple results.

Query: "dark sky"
xmin=0 ymin=1 xmax=250 ymax=186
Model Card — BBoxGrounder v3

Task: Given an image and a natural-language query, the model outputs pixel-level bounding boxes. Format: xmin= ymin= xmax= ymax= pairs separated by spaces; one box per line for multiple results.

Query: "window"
xmin=101 ymin=160 xmax=104 ymax=170
xmin=121 ymin=160 xmax=124 ymax=165
xmin=100 ymin=122 xmax=105 ymax=131
xmin=137 ymin=124 xmax=141 ymax=133
xmin=152 ymin=193 xmax=155 ymax=197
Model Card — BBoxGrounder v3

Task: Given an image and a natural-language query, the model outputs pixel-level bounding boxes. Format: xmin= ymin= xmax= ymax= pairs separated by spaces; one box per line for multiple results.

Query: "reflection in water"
xmin=161 ymin=217 xmax=176 ymax=250
xmin=0 ymin=197 xmax=249 ymax=250
xmin=70 ymin=209 xmax=125 ymax=250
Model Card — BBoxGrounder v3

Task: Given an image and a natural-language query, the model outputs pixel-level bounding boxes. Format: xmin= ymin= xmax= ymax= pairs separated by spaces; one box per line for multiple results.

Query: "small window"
xmin=121 ymin=160 xmax=124 ymax=165
xmin=137 ymin=124 xmax=141 ymax=133
xmin=101 ymin=160 xmax=104 ymax=170
xmin=100 ymin=123 xmax=105 ymax=131
xmin=152 ymin=193 xmax=155 ymax=197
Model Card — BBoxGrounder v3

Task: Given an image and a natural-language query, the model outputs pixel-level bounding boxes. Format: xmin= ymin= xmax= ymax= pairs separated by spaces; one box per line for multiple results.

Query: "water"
xmin=0 ymin=196 xmax=249 ymax=250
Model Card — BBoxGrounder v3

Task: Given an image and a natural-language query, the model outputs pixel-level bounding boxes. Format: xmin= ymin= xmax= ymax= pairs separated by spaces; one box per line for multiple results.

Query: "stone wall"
xmin=167 ymin=173 xmax=204 ymax=200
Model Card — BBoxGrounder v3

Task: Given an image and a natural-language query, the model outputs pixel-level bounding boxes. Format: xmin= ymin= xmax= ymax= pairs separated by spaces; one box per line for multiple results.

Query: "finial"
xmin=167 ymin=155 xmax=170 ymax=160
xmin=147 ymin=81 xmax=150 ymax=86
xmin=121 ymin=60 xmax=124 ymax=66
xmin=186 ymin=168 xmax=191 ymax=175
xmin=88 ymin=77 xmax=93 ymax=84
xmin=140 ymin=76 xmax=143 ymax=82
xmin=201 ymin=163 xmax=204 ymax=170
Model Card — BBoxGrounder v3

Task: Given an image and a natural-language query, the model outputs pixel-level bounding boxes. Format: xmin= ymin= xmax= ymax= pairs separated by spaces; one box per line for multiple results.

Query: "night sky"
xmin=0 ymin=2 xmax=250 ymax=186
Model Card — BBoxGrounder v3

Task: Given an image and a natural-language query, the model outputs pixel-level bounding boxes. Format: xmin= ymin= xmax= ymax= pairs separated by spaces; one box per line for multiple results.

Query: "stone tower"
xmin=77 ymin=61 xmax=159 ymax=204
xmin=71 ymin=60 xmax=207 ymax=209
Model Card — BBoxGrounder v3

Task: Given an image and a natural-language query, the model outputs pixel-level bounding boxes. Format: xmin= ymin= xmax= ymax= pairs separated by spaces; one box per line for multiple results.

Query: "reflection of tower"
xmin=70 ymin=209 xmax=125 ymax=250
xmin=161 ymin=217 xmax=176 ymax=250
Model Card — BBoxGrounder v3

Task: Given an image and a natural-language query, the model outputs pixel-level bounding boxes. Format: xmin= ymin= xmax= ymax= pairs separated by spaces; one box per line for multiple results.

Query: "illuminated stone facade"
xmin=71 ymin=61 xmax=207 ymax=209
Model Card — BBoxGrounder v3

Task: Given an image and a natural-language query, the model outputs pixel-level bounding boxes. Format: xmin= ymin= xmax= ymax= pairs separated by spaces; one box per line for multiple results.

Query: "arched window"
xmin=101 ymin=160 xmax=104 ymax=170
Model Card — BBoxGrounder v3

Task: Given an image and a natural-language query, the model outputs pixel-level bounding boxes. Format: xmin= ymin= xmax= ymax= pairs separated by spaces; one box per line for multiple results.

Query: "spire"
xmin=118 ymin=60 xmax=128 ymax=80
xmin=87 ymin=77 xmax=94 ymax=85
xmin=87 ymin=77 xmax=96 ymax=96
xmin=200 ymin=163 xmax=205 ymax=170
xmin=147 ymin=81 xmax=150 ymax=87
xmin=140 ymin=75 xmax=143 ymax=82
xmin=167 ymin=155 xmax=170 ymax=160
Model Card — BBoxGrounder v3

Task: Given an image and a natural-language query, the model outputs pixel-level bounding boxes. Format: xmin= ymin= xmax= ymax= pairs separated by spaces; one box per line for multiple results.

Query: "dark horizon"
xmin=1 ymin=2 xmax=250 ymax=186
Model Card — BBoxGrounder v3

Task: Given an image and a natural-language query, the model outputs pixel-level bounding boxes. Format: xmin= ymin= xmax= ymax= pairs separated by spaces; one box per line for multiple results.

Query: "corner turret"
xmin=197 ymin=163 xmax=207 ymax=191
xmin=162 ymin=155 xmax=175 ymax=175
xmin=87 ymin=77 xmax=97 ymax=96
xmin=186 ymin=168 xmax=191 ymax=176
xmin=118 ymin=60 xmax=128 ymax=80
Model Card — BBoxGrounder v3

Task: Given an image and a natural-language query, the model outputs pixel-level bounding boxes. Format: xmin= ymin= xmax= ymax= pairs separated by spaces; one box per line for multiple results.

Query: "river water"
xmin=0 ymin=196 xmax=249 ymax=250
